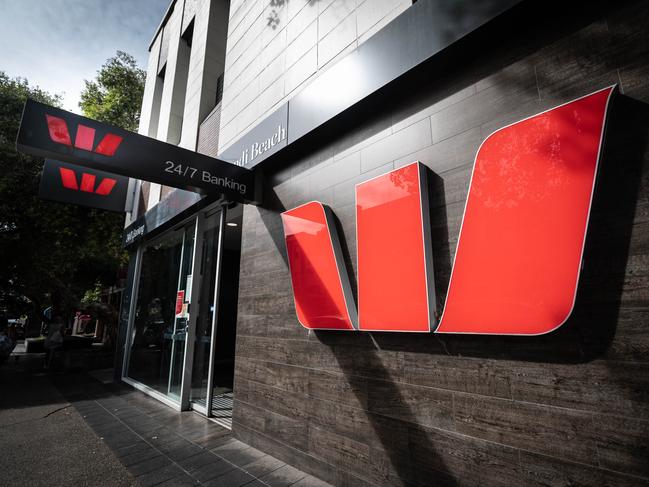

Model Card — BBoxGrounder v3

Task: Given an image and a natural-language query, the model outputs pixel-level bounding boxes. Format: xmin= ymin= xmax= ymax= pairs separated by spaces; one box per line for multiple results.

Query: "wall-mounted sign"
xmin=219 ymin=104 xmax=288 ymax=167
xmin=281 ymin=86 xmax=615 ymax=335
xmin=16 ymin=100 xmax=257 ymax=203
xmin=39 ymin=159 xmax=128 ymax=212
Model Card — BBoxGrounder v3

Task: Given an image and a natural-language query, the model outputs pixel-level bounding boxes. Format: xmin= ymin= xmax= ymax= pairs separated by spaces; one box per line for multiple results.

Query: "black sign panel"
xmin=123 ymin=189 xmax=203 ymax=247
xmin=17 ymin=100 xmax=256 ymax=203
xmin=39 ymin=159 xmax=128 ymax=212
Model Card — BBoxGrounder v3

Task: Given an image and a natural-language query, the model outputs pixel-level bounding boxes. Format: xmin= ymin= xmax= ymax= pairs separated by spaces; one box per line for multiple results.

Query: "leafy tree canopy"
xmin=0 ymin=51 xmax=144 ymax=329
xmin=79 ymin=51 xmax=145 ymax=132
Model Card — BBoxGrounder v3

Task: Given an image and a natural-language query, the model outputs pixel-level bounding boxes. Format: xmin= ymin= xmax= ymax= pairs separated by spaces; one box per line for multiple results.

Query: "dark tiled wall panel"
xmin=232 ymin=2 xmax=649 ymax=485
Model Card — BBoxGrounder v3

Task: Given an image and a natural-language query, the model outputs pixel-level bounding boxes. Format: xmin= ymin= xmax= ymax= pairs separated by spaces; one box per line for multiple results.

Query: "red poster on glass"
xmin=175 ymin=290 xmax=185 ymax=316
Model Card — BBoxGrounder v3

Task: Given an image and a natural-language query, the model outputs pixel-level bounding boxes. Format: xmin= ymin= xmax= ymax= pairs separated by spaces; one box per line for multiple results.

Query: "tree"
xmin=0 ymin=51 xmax=144 ymax=334
xmin=79 ymin=51 xmax=145 ymax=132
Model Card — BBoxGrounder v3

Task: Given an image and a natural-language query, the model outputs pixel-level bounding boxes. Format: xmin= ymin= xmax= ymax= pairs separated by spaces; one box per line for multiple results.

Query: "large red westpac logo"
xmin=281 ymin=87 xmax=615 ymax=335
xmin=46 ymin=114 xmax=123 ymax=156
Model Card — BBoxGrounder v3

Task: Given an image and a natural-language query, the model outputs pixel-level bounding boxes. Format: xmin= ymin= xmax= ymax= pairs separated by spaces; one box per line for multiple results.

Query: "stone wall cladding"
xmin=232 ymin=1 xmax=649 ymax=486
xmin=218 ymin=0 xmax=412 ymax=152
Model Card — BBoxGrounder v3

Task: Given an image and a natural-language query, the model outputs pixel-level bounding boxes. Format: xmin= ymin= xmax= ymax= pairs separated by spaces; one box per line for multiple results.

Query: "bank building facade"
xmin=112 ymin=0 xmax=649 ymax=485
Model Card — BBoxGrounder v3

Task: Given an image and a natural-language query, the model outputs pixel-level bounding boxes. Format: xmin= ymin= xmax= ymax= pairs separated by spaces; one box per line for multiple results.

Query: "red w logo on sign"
xmin=46 ymin=115 xmax=123 ymax=156
xmin=58 ymin=167 xmax=117 ymax=196
xmin=281 ymin=87 xmax=615 ymax=335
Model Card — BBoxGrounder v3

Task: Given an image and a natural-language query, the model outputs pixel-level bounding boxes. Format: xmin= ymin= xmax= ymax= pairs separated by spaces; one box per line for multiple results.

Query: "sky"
xmin=0 ymin=0 xmax=171 ymax=112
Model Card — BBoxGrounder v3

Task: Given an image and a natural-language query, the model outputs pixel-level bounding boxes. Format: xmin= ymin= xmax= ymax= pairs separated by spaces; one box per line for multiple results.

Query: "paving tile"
xmin=129 ymin=454 xmax=171 ymax=477
xmin=191 ymin=457 xmax=237 ymax=483
xmin=216 ymin=445 xmax=267 ymax=467
xmin=67 ymin=373 xmax=328 ymax=487
xmin=193 ymin=430 xmax=232 ymax=450
xmin=211 ymin=438 xmax=251 ymax=456
xmin=259 ymin=464 xmax=308 ymax=487
xmin=99 ymin=431 xmax=141 ymax=449
xmin=241 ymin=481 xmax=267 ymax=487
xmin=158 ymin=474 xmax=202 ymax=486
xmin=120 ymin=447 xmax=161 ymax=467
xmin=179 ymin=451 xmax=221 ymax=473
xmin=137 ymin=463 xmax=186 ymax=487
xmin=202 ymin=466 xmax=257 ymax=487
xmin=240 ymin=455 xmax=285 ymax=478
xmin=291 ymin=475 xmax=334 ymax=487
xmin=115 ymin=441 xmax=151 ymax=458
xmin=162 ymin=440 xmax=206 ymax=462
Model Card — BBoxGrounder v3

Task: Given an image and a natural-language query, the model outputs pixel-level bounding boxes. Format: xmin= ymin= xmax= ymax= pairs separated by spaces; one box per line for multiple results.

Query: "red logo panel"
xmin=45 ymin=115 xmax=123 ymax=155
xmin=281 ymin=87 xmax=615 ymax=334
xmin=281 ymin=202 xmax=357 ymax=330
xmin=437 ymin=87 xmax=614 ymax=335
xmin=357 ymin=162 xmax=434 ymax=331
xmin=58 ymin=167 xmax=117 ymax=196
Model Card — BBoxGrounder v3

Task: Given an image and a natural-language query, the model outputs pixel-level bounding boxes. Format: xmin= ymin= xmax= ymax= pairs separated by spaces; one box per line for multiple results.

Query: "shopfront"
xmin=20 ymin=0 xmax=649 ymax=484
xmin=120 ymin=200 xmax=242 ymax=425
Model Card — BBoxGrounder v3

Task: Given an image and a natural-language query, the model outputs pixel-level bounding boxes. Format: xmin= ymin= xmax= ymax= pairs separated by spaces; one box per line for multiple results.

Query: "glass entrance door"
xmin=190 ymin=210 xmax=222 ymax=409
xmin=190 ymin=205 xmax=242 ymax=425
xmin=125 ymin=220 xmax=196 ymax=402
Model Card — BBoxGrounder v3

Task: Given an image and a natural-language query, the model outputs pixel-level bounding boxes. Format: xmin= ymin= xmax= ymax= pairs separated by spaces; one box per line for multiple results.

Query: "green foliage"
xmin=81 ymin=281 xmax=102 ymax=305
xmin=0 ymin=52 xmax=144 ymax=324
xmin=79 ymin=51 xmax=145 ymax=131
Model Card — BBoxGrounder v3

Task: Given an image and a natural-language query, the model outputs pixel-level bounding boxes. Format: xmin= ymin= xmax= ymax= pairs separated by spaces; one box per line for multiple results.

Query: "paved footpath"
xmin=0 ymin=356 xmax=331 ymax=487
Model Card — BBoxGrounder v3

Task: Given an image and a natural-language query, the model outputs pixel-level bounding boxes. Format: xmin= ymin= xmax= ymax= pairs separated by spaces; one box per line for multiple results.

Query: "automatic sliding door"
xmin=190 ymin=210 xmax=222 ymax=410
xmin=190 ymin=205 xmax=242 ymax=424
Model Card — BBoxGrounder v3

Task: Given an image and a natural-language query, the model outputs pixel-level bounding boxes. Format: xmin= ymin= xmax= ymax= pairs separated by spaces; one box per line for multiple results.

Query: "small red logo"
xmin=59 ymin=167 xmax=117 ymax=196
xmin=46 ymin=114 xmax=123 ymax=156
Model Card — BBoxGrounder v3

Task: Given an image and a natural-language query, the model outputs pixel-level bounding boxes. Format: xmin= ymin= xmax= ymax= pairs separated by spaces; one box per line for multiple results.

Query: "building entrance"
xmin=122 ymin=202 xmax=242 ymax=423
xmin=190 ymin=205 xmax=242 ymax=427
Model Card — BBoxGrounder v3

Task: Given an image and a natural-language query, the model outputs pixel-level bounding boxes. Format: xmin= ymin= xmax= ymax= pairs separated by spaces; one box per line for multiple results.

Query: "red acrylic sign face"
xmin=281 ymin=202 xmax=357 ymax=330
xmin=356 ymin=163 xmax=434 ymax=332
xmin=46 ymin=114 xmax=123 ymax=156
xmin=281 ymin=86 xmax=615 ymax=334
xmin=437 ymin=87 xmax=614 ymax=335
xmin=58 ymin=167 xmax=117 ymax=196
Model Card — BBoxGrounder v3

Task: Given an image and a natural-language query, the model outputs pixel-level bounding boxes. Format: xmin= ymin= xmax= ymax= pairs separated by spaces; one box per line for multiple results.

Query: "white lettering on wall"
xmin=234 ymin=124 xmax=286 ymax=166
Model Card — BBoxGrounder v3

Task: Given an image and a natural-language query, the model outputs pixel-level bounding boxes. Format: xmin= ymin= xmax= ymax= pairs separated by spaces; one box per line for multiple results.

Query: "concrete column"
xmin=157 ymin=3 xmax=191 ymax=146
xmin=179 ymin=0 xmax=230 ymax=150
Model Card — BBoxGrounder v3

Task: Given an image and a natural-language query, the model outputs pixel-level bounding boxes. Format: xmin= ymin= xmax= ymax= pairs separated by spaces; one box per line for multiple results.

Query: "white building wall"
xmin=180 ymin=0 xmax=230 ymax=150
xmin=125 ymin=29 xmax=163 ymax=225
xmin=218 ymin=0 xmax=413 ymax=153
xmin=128 ymin=0 xmax=230 ymax=220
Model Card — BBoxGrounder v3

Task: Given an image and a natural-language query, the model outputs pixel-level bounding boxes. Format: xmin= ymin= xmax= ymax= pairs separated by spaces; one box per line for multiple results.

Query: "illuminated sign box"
xmin=39 ymin=159 xmax=128 ymax=213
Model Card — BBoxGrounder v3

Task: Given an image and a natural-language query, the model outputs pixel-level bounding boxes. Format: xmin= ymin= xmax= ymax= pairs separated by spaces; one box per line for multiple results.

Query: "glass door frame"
xmin=189 ymin=207 xmax=226 ymax=417
xmin=121 ymin=210 xmax=210 ymax=411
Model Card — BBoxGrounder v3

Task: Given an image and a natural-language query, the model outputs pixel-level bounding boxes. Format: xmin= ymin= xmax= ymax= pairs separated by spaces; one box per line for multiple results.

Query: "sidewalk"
xmin=0 ymin=355 xmax=330 ymax=487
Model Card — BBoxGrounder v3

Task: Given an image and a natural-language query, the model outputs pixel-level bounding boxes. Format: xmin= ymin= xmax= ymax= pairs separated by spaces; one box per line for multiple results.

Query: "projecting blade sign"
xmin=16 ymin=99 xmax=257 ymax=203
xmin=39 ymin=159 xmax=129 ymax=213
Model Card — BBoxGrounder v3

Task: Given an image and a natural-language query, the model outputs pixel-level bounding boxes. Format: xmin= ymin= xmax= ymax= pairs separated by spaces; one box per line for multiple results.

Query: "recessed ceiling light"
xmin=227 ymin=222 xmax=238 ymax=227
